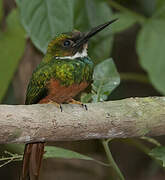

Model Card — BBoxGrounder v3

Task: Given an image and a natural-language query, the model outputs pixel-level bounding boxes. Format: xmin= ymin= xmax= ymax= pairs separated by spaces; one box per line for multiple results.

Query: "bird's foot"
xmin=48 ymin=101 xmax=63 ymax=112
xmin=68 ymin=99 xmax=87 ymax=110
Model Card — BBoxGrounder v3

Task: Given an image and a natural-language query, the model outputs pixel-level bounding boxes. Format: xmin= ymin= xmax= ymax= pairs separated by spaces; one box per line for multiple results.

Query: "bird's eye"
xmin=63 ymin=40 xmax=71 ymax=47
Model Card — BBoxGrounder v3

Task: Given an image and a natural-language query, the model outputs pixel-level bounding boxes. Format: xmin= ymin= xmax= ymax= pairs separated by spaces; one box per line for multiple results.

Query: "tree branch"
xmin=0 ymin=97 xmax=165 ymax=144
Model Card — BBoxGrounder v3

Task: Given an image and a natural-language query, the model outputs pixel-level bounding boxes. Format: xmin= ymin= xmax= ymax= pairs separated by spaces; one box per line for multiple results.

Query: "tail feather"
xmin=21 ymin=143 xmax=45 ymax=180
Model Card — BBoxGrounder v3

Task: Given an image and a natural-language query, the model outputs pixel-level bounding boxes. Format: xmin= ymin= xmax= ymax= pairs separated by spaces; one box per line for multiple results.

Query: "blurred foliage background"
xmin=1 ymin=0 xmax=165 ymax=179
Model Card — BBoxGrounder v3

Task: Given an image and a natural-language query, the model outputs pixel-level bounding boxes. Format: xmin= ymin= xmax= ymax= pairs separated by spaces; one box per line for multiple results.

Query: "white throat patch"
xmin=56 ymin=47 xmax=88 ymax=60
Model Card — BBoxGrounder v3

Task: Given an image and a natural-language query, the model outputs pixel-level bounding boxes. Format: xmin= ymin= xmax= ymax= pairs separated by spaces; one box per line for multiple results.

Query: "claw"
xmin=82 ymin=104 xmax=88 ymax=111
xmin=59 ymin=104 xmax=63 ymax=112
xmin=68 ymin=99 xmax=88 ymax=110
xmin=48 ymin=100 xmax=62 ymax=112
xmin=81 ymin=103 xmax=88 ymax=110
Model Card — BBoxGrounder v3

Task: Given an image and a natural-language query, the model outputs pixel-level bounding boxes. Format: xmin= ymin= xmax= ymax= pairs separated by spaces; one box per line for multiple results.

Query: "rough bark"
xmin=0 ymin=97 xmax=165 ymax=144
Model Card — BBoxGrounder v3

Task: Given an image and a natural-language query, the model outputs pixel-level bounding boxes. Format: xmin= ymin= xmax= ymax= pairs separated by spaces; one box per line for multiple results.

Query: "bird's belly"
xmin=39 ymin=79 xmax=89 ymax=104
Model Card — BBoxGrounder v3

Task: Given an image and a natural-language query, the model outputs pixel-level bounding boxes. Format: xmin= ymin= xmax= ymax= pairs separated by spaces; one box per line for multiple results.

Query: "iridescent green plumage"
xmin=22 ymin=19 xmax=118 ymax=180
xmin=25 ymin=30 xmax=94 ymax=105
xmin=25 ymin=56 xmax=93 ymax=105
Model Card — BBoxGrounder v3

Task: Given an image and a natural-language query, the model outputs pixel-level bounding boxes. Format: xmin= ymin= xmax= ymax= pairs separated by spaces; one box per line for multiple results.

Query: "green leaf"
xmin=74 ymin=0 xmax=114 ymax=63
xmin=0 ymin=145 xmax=108 ymax=167
xmin=0 ymin=10 xmax=26 ymax=102
xmin=17 ymin=0 xmax=114 ymax=61
xmin=85 ymin=0 xmax=112 ymax=29
xmin=45 ymin=146 xmax=93 ymax=160
xmin=80 ymin=93 xmax=92 ymax=103
xmin=3 ymin=144 xmax=24 ymax=155
xmin=137 ymin=19 xmax=165 ymax=94
xmin=16 ymin=0 xmax=74 ymax=53
xmin=155 ymin=0 xmax=165 ymax=11
xmin=153 ymin=0 xmax=165 ymax=18
xmin=149 ymin=146 xmax=165 ymax=167
xmin=85 ymin=0 xmax=114 ymax=63
xmin=74 ymin=1 xmax=89 ymax=31
xmin=92 ymin=58 xmax=120 ymax=102
xmin=44 ymin=146 xmax=109 ymax=166
xmin=89 ymin=34 xmax=114 ymax=64
xmin=0 ymin=0 xmax=3 ymax=22
xmin=110 ymin=13 xmax=137 ymax=33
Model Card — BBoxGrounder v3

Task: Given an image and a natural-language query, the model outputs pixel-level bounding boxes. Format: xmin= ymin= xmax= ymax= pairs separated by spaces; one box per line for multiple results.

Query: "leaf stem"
xmin=0 ymin=155 xmax=22 ymax=162
xmin=140 ymin=137 xmax=161 ymax=147
xmin=0 ymin=154 xmax=22 ymax=168
xmin=121 ymin=138 xmax=150 ymax=154
xmin=101 ymin=139 xmax=125 ymax=180
xmin=107 ymin=0 xmax=147 ymax=24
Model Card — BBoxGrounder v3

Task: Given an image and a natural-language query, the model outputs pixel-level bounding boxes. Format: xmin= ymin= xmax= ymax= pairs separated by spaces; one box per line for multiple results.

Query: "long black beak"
xmin=73 ymin=18 xmax=118 ymax=48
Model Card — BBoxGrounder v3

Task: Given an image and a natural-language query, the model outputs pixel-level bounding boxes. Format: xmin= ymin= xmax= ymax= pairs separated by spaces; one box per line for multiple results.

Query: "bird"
xmin=21 ymin=18 xmax=117 ymax=180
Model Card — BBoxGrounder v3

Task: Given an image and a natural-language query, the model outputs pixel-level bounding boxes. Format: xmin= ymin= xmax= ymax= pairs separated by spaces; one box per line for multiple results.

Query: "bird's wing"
xmin=25 ymin=65 xmax=52 ymax=105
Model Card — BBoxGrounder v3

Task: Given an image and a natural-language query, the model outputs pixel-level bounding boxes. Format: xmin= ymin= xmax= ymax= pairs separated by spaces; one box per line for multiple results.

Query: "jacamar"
xmin=21 ymin=19 xmax=117 ymax=180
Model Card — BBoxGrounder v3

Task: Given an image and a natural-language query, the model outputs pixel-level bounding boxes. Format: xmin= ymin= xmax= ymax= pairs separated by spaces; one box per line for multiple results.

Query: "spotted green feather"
xmin=25 ymin=57 xmax=94 ymax=105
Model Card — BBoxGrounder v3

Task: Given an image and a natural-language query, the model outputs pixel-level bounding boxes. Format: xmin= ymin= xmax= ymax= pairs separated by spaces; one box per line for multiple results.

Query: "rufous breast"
xmin=39 ymin=79 xmax=89 ymax=104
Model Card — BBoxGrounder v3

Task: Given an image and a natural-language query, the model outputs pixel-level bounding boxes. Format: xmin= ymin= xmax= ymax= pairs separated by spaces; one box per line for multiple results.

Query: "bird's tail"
xmin=21 ymin=143 xmax=45 ymax=180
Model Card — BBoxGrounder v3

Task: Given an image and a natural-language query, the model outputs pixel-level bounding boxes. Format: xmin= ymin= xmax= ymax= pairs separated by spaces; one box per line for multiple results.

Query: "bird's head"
xmin=46 ymin=19 xmax=117 ymax=60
